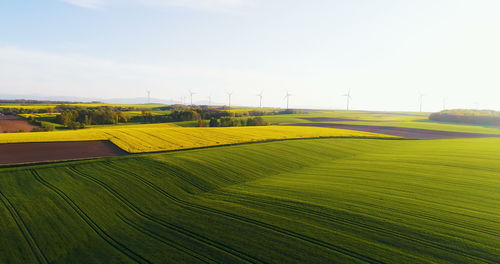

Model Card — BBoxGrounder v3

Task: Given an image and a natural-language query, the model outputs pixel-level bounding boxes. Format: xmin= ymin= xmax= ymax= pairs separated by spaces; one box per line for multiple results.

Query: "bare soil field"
xmin=0 ymin=115 xmax=39 ymax=133
xmin=288 ymin=123 xmax=500 ymax=139
xmin=0 ymin=140 xmax=127 ymax=165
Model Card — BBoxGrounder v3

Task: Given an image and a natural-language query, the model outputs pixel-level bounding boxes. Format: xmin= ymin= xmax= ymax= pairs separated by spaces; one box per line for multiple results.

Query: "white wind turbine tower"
xmin=208 ymin=94 xmax=212 ymax=106
xmin=284 ymin=91 xmax=292 ymax=109
xmin=442 ymin=97 xmax=447 ymax=110
xmin=257 ymin=91 xmax=263 ymax=108
xmin=146 ymin=90 xmax=151 ymax=104
xmin=188 ymin=90 xmax=196 ymax=106
xmin=227 ymin=92 xmax=233 ymax=109
xmin=342 ymin=90 xmax=352 ymax=111
xmin=419 ymin=92 xmax=425 ymax=112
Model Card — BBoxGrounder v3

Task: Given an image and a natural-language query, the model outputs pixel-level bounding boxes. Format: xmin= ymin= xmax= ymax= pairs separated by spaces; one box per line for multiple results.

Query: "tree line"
xmin=204 ymin=116 xmax=268 ymax=127
xmin=429 ymin=109 xmax=500 ymax=126
xmin=132 ymin=109 xmax=232 ymax=123
xmin=55 ymin=107 xmax=129 ymax=129
xmin=135 ymin=109 xmax=268 ymax=127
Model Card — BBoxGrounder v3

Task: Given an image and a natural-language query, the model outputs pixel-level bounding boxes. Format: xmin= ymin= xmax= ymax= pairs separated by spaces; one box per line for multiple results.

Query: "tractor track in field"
xmin=251 ymin=182 xmax=500 ymax=240
xmin=103 ymin=163 xmax=384 ymax=264
xmin=214 ymin=191 xmax=496 ymax=264
xmin=116 ymin=212 xmax=216 ymax=264
xmin=30 ymin=170 xmax=153 ymax=264
xmin=67 ymin=166 xmax=265 ymax=264
xmin=288 ymin=167 xmax=500 ymax=236
xmin=0 ymin=191 xmax=49 ymax=264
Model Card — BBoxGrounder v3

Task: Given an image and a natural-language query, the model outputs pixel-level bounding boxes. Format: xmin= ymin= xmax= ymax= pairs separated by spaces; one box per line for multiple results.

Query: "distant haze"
xmin=1 ymin=1 xmax=500 ymax=111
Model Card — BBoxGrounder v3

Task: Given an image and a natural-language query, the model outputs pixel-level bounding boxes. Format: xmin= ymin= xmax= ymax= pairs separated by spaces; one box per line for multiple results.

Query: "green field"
xmin=263 ymin=110 xmax=429 ymax=124
xmin=262 ymin=110 xmax=500 ymax=135
xmin=0 ymin=138 xmax=498 ymax=263
xmin=313 ymin=120 xmax=500 ymax=135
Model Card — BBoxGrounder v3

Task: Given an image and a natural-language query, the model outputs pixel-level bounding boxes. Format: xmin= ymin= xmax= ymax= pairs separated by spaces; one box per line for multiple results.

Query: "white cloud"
xmin=60 ymin=0 xmax=254 ymax=11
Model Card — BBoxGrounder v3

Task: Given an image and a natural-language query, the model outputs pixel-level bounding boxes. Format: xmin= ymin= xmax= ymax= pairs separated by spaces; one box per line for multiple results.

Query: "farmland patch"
xmin=0 ymin=115 xmax=39 ymax=133
xmin=0 ymin=125 xmax=396 ymax=153
xmin=289 ymin=123 xmax=500 ymax=139
xmin=0 ymin=141 xmax=127 ymax=165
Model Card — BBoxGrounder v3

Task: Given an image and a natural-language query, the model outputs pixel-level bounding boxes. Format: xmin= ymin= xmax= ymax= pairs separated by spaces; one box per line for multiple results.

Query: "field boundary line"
xmin=0 ymin=137 xmax=408 ymax=169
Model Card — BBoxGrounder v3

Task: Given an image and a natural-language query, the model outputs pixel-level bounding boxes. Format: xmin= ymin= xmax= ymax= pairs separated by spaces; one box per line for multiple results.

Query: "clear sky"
xmin=1 ymin=0 xmax=499 ymax=111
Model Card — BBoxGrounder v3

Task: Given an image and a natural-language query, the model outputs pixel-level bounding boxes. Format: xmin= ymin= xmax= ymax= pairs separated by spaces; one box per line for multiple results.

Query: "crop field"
xmin=125 ymin=110 xmax=172 ymax=117
xmin=0 ymin=115 xmax=40 ymax=133
xmin=0 ymin=138 xmax=498 ymax=263
xmin=18 ymin=113 xmax=61 ymax=118
xmin=0 ymin=124 xmax=394 ymax=153
xmin=304 ymin=120 xmax=500 ymax=135
xmin=262 ymin=110 xmax=500 ymax=135
xmin=263 ymin=110 xmax=429 ymax=124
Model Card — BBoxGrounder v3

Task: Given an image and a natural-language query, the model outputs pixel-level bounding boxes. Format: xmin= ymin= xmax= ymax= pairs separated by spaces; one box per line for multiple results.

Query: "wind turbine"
xmin=208 ymin=95 xmax=212 ymax=106
xmin=188 ymin=90 xmax=196 ymax=106
xmin=342 ymin=90 xmax=352 ymax=111
xmin=284 ymin=91 xmax=292 ymax=109
xmin=418 ymin=92 xmax=425 ymax=112
xmin=227 ymin=92 xmax=233 ymax=109
xmin=442 ymin=97 xmax=447 ymax=110
xmin=257 ymin=91 xmax=263 ymax=108
xmin=146 ymin=90 xmax=151 ymax=104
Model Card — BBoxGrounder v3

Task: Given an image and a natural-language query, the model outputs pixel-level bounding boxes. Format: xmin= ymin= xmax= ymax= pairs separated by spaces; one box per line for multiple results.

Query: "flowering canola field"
xmin=0 ymin=124 xmax=396 ymax=153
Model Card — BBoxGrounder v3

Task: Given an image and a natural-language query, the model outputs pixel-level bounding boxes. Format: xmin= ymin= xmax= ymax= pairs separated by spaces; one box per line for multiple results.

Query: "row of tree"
xmin=429 ymin=109 xmax=500 ymax=126
xmin=55 ymin=108 xmax=129 ymax=128
xmin=203 ymin=116 xmax=268 ymax=127
xmin=132 ymin=109 xmax=232 ymax=123
xmin=134 ymin=108 xmax=301 ymax=124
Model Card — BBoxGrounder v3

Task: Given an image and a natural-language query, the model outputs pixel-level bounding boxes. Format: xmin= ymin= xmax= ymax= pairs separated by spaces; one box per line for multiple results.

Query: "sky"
xmin=1 ymin=0 xmax=500 ymax=111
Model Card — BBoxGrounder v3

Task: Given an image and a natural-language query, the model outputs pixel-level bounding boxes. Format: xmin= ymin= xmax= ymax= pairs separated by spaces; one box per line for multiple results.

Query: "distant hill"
xmin=0 ymin=93 xmax=176 ymax=105
xmin=0 ymin=99 xmax=89 ymax=105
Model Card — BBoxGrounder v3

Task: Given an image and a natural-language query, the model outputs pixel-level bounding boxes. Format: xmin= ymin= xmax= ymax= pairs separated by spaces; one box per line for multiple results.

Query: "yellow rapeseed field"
xmin=0 ymin=124 xmax=397 ymax=153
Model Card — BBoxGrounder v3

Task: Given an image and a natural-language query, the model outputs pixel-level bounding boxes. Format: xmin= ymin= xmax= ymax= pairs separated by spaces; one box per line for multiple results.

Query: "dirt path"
xmin=288 ymin=123 xmax=500 ymax=139
xmin=0 ymin=141 xmax=128 ymax=165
